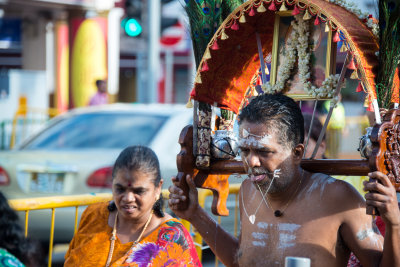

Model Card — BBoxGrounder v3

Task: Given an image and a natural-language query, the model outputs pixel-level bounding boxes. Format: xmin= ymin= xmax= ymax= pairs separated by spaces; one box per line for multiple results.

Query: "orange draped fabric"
xmin=64 ymin=202 xmax=201 ymax=267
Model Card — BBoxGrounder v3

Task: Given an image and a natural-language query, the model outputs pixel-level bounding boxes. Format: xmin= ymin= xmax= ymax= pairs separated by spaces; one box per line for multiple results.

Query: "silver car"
xmin=0 ymin=103 xmax=192 ymax=242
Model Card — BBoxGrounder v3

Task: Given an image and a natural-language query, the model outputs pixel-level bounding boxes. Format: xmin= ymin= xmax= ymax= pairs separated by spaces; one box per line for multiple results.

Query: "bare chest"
xmin=237 ymin=213 xmax=345 ymax=266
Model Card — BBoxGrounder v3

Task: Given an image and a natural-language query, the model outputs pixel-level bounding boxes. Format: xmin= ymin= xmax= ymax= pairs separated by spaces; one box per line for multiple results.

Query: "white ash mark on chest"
xmin=252 ymin=222 xmax=301 ymax=250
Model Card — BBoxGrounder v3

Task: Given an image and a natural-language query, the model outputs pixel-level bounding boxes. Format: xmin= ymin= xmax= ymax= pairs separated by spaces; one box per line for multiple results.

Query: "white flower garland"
xmin=262 ymin=15 xmax=339 ymax=99
xmin=329 ymin=0 xmax=379 ymax=37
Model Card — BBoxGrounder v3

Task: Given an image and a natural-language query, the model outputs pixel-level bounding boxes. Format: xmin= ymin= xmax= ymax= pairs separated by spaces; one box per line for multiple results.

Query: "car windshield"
xmin=22 ymin=112 xmax=168 ymax=150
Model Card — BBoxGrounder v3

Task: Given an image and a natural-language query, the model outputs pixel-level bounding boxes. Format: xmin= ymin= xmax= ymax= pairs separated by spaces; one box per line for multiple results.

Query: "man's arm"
xmin=339 ymin=172 xmax=400 ymax=267
xmin=169 ymin=175 xmax=239 ymax=267
xmin=364 ymin=172 xmax=400 ymax=267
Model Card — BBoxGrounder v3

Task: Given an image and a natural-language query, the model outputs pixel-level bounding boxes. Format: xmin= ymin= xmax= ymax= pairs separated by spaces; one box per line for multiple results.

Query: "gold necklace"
xmin=257 ymin=169 xmax=305 ymax=217
xmin=105 ymin=210 xmax=154 ymax=267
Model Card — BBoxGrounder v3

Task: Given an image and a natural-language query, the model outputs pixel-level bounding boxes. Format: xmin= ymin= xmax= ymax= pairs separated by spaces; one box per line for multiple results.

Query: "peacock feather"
xmin=184 ymin=0 xmax=243 ymax=68
xmin=376 ymin=0 xmax=400 ymax=109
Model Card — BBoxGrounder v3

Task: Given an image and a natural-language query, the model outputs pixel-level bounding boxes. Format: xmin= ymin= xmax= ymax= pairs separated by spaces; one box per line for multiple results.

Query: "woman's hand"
xmin=168 ymin=174 xmax=201 ymax=221
xmin=364 ymin=171 xmax=400 ymax=227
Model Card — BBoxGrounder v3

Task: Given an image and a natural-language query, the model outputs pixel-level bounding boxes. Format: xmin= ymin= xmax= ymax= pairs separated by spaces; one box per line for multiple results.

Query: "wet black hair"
xmin=107 ymin=146 xmax=164 ymax=217
xmin=0 ymin=192 xmax=44 ymax=266
xmin=238 ymin=93 xmax=304 ymax=149
xmin=303 ymin=113 xmax=325 ymax=142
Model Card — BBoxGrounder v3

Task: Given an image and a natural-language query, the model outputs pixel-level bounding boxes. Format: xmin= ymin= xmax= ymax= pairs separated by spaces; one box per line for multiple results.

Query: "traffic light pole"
xmin=147 ymin=0 xmax=161 ymax=103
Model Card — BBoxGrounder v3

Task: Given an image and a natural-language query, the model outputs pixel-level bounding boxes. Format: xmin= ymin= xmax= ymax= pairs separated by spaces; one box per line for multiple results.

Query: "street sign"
xmin=160 ymin=21 xmax=185 ymax=49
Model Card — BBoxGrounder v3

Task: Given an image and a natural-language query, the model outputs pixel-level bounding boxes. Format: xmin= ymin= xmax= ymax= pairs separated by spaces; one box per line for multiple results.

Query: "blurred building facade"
xmin=0 ymin=0 xmax=193 ymax=117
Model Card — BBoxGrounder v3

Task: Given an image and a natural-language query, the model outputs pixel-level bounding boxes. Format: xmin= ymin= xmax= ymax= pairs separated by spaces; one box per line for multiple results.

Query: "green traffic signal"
xmin=122 ymin=18 xmax=142 ymax=37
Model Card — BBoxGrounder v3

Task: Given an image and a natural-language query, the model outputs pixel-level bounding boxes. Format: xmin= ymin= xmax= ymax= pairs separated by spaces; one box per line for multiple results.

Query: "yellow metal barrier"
xmin=8 ymin=185 xmax=242 ymax=266
xmin=10 ymin=193 xmax=113 ymax=267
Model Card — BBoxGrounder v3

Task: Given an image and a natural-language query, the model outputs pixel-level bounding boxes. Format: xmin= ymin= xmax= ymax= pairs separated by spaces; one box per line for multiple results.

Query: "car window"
xmin=22 ymin=112 xmax=168 ymax=150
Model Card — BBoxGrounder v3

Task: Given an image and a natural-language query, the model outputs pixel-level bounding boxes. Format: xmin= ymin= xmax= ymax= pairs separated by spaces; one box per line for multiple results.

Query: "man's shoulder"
xmin=305 ymin=173 xmax=364 ymax=202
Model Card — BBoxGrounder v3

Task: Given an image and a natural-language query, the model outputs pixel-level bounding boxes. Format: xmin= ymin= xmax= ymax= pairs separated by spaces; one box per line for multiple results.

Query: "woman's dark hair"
xmin=0 ymin=192 xmax=44 ymax=266
xmin=108 ymin=146 xmax=164 ymax=217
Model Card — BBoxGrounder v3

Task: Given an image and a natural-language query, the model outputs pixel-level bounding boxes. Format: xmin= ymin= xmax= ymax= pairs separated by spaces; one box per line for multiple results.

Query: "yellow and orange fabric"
xmin=64 ymin=202 xmax=201 ymax=267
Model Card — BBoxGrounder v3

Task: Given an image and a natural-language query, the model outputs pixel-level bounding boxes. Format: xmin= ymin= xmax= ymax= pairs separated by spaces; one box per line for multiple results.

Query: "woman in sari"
xmin=65 ymin=146 xmax=201 ymax=266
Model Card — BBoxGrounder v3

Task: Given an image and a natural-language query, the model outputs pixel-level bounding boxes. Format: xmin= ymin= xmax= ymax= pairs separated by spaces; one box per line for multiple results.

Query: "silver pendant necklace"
xmin=241 ymin=183 xmax=267 ymax=224
xmin=241 ymin=169 xmax=280 ymax=224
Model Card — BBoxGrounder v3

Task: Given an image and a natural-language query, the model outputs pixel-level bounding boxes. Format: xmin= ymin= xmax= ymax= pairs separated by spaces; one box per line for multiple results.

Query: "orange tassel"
xmin=201 ymin=61 xmax=209 ymax=72
xmin=249 ymin=6 xmax=256 ymax=16
xmin=333 ymin=31 xmax=340 ymax=42
xmin=314 ymin=16 xmax=320 ymax=25
xmin=347 ymin=58 xmax=356 ymax=70
xmin=356 ymin=83 xmax=363 ymax=92
xmin=268 ymin=1 xmax=277 ymax=11
xmin=292 ymin=5 xmax=300 ymax=15
xmin=211 ymin=40 xmax=219 ymax=50
xmin=231 ymin=20 xmax=239 ymax=30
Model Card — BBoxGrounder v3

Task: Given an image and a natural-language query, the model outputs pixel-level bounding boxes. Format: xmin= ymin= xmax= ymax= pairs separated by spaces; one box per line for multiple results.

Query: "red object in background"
xmin=87 ymin=167 xmax=113 ymax=188
xmin=160 ymin=21 xmax=185 ymax=48
xmin=0 ymin=166 xmax=10 ymax=185
xmin=375 ymin=216 xmax=386 ymax=235
xmin=158 ymin=62 xmax=166 ymax=103
xmin=114 ymin=0 xmax=125 ymax=8
xmin=375 ymin=202 xmax=400 ymax=236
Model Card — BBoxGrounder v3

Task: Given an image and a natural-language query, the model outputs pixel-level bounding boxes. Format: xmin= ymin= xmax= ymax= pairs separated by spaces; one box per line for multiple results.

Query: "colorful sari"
xmin=65 ymin=202 xmax=201 ymax=267
xmin=113 ymin=219 xmax=201 ymax=266
xmin=0 ymin=248 xmax=25 ymax=267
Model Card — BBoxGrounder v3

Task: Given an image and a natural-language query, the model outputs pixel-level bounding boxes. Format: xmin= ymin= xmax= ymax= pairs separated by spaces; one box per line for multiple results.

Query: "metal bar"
xmin=9 ymin=193 xmax=112 ymax=211
xmin=311 ymin=52 xmax=350 ymax=159
xmin=165 ymin=50 xmax=174 ymax=103
xmin=147 ymin=0 xmax=161 ymax=103
xmin=215 ymin=216 xmax=222 ymax=267
xmin=24 ymin=210 xmax=29 ymax=237
xmin=256 ymin=33 xmax=267 ymax=84
xmin=234 ymin=193 xmax=238 ymax=238
xmin=0 ymin=121 xmax=5 ymax=150
xmin=48 ymin=208 xmax=56 ymax=267
xmin=303 ymin=100 xmax=318 ymax=158
xmin=10 ymin=115 xmax=18 ymax=149
xmin=74 ymin=206 xmax=79 ymax=234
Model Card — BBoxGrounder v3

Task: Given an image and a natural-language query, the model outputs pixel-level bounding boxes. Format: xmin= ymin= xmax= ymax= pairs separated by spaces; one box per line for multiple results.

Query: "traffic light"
xmin=122 ymin=17 xmax=142 ymax=37
xmin=123 ymin=0 xmax=143 ymax=37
